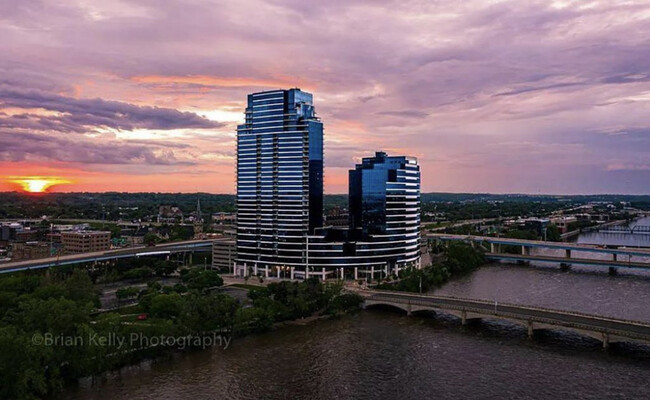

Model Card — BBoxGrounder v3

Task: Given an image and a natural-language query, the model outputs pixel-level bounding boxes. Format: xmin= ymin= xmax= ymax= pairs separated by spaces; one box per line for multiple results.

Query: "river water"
xmin=577 ymin=216 xmax=650 ymax=248
xmin=65 ymin=224 xmax=650 ymax=400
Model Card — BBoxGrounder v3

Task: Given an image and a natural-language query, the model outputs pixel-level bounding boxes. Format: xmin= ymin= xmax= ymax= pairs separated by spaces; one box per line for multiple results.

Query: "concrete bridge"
xmin=427 ymin=233 xmax=650 ymax=272
xmin=0 ymin=240 xmax=213 ymax=274
xmin=361 ymin=290 xmax=650 ymax=349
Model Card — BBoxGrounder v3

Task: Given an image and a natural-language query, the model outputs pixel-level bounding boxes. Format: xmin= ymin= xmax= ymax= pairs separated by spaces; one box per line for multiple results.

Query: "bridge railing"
xmin=365 ymin=289 xmax=650 ymax=328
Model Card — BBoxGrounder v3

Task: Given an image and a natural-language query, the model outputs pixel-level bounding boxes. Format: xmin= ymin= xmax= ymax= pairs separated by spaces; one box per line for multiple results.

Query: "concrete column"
xmin=491 ymin=243 xmax=496 ymax=253
xmin=406 ymin=302 xmax=412 ymax=317
xmin=394 ymin=265 xmax=399 ymax=277
xmin=265 ymin=266 xmax=269 ymax=278
xmin=253 ymin=264 xmax=258 ymax=276
xmin=340 ymin=267 xmax=344 ymax=280
xmin=290 ymin=267 xmax=295 ymax=280
xmin=322 ymin=267 xmax=326 ymax=281
xmin=354 ymin=267 xmax=358 ymax=280
xmin=243 ymin=263 xmax=247 ymax=277
xmin=602 ymin=332 xmax=610 ymax=350
xmin=371 ymin=266 xmax=375 ymax=280
xmin=527 ymin=321 xmax=534 ymax=338
xmin=461 ymin=310 xmax=467 ymax=326
xmin=521 ymin=245 xmax=527 ymax=255
xmin=305 ymin=267 xmax=309 ymax=280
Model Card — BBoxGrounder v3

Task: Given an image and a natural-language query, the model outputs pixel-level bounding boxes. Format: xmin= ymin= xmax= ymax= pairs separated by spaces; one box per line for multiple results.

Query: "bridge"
xmin=597 ymin=225 xmax=650 ymax=234
xmin=427 ymin=233 xmax=650 ymax=272
xmin=361 ymin=290 xmax=650 ymax=349
xmin=0 ymin=240 xmax=214 ymax=274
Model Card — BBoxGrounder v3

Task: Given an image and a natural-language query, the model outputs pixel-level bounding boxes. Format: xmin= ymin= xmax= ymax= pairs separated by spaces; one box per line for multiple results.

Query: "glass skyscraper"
xmin=235 ymin=89 xmax=420 ymax=280
xmin=236 ymin=89 xmax=323 ymax=272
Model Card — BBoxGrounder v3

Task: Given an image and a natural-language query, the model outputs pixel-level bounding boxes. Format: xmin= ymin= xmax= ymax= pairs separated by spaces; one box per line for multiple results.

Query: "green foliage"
xmin=0 ymin=266 xmax=358 ymax=398
xmin=149 ymin=293 xmax=185 ymax=319
xmin=116 ymin=287 xmax=140 ymax=300
xmin=182 ymin=269 xmax=224 ymax=292
xmin=377 ymin=242 xmax=485 ymax=293
xmin=64 ymin=269 xmax=100 ymax=308
xmin=123 ymin=267 xmax=154 ymax=280
xmin=546 ymin=224 xmax=562 ymax=242
xmin=326 ymin=293 xmax=363 ymax=315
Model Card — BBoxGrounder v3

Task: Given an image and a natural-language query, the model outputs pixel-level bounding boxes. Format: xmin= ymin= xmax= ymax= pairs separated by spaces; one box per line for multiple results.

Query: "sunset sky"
xmin=1 ymin=0 xmax=650 ymax=194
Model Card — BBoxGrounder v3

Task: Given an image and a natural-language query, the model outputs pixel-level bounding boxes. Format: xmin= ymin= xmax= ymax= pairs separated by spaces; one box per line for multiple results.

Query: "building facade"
xmin=236 ymin=89 xmax=323 ymax=272
xmin=306 ymin=152 xmax=421 ymax=280
xmin=234 ymin=89 xmax=420 ymax=280
xmin=61 ymin=231 xmax=111 ymax=254
xmin=212 ymin=236 xmax=236 ymax=271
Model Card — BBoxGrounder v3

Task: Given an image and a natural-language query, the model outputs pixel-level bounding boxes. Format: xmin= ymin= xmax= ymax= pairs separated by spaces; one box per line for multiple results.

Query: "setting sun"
xmin=8 ymin=176 xmax=72 ymax=193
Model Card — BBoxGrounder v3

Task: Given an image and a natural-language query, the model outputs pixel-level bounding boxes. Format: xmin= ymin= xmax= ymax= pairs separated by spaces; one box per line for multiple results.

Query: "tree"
xmin=182 ymin=269 xmax=223 ymax=292
xmin=546 ymin=224 xmax=561 ymax=242
xmin=149 ymin=293 xmax=185 ymax=320
xmin=116 ymin=287 xmax=140 ymax=301
xmin=64 ymin=269 xmax=100 ymax=308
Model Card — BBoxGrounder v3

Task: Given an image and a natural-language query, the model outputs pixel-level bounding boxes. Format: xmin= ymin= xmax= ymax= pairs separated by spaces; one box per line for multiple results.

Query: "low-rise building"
xmin=61 ymin=231 xmax=111 ymax=254
xmin=551 ymin=216 xmax=578 ymax=233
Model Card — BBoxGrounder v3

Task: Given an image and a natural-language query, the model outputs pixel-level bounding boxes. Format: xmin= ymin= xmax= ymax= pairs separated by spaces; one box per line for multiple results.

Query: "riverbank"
xmin=63 ymin=309 xmax=650 ymax=400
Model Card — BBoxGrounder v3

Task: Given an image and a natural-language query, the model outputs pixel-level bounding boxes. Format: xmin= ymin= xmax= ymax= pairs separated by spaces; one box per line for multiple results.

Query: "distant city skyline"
xmin=2 ymin=1 xmax=650 ymax=194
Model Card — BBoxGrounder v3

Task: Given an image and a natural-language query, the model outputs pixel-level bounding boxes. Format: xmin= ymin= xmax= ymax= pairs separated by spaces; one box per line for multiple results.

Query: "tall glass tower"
xmin=236 ymin=89 xmax=323 ymax=272
xmin=348 ymin=152 xmax=421 ymax=267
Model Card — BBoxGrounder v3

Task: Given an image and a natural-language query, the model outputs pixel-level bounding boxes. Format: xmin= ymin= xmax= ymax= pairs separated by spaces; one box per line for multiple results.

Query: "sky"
xmin=1 ymin=0 xmax=650 ymax=194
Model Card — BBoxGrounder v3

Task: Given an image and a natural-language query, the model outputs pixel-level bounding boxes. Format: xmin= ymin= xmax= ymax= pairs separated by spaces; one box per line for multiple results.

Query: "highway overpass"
xmin=426 ymin=233 xmax=650 ymax=258
xmin=0 ymin=240 xmax=213 ymax=274
xmin=362 ymin=290 xmax=650 ymax=349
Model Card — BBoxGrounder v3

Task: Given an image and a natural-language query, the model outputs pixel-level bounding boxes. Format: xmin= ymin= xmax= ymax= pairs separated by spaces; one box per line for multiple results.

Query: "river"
xmin=66 ymin=267 xmax=650 ymax=399
xmin=64 ymin=225 xmax=650 ymax=399
xmin=577 ymin=216 xmax=650 ymax=248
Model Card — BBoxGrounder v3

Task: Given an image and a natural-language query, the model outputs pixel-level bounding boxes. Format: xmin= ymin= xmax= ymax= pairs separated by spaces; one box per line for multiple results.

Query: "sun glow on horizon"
xmin=7 ymin=177 xmax=73 ymax=193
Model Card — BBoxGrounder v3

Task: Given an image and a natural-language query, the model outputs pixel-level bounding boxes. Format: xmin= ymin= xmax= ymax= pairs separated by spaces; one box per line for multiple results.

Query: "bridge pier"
xmin=527 ymin=321 xmax=534 ymax=339
xmin=461 ymin=310 xmax=467 ymax=326
xmin=602 ymin=332 xmax=610 ymax=350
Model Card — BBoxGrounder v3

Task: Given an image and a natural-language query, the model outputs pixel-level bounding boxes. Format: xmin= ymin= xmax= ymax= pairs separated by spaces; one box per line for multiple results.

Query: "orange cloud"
xmin=131 ymin=75 xmax=314 ymax=90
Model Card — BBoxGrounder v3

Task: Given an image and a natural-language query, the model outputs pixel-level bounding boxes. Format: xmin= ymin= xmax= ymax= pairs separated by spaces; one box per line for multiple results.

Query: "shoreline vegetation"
xmin=375 ymin=242 xmax=486 ymax=293
xmin=0 ymin=242 xmax=483 ymax=399
xmin=0 ymin=267 xmax=362 ymax=399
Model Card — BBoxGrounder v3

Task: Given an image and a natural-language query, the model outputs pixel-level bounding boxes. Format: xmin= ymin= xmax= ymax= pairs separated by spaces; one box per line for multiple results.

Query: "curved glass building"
xmin=235 ymin=89 xmax=323 ymax=275
xmin=235 ymin=90 xmax=420 ymax=280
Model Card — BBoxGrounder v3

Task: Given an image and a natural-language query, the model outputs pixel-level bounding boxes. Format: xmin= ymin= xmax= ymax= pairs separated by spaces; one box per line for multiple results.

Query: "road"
xmin=0 ymin=239 xmax=213 ymax=273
